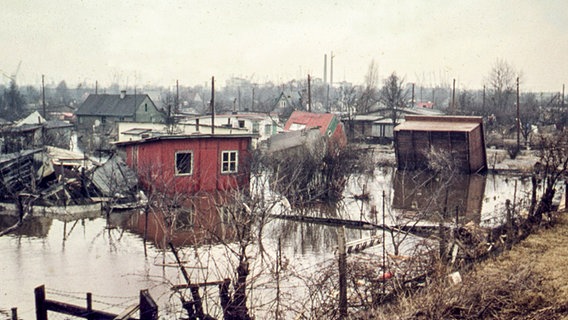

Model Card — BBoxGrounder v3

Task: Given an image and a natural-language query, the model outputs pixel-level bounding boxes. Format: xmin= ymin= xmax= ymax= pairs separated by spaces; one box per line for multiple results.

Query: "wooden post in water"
xmin=139 ymin=289 xmax=158 ymax=320
xmin=382 ymin=190 xmax=386 ymax=297
xmin=35 ymin=285 xmax=48 ymax=320
xmin=86 ymin=292 xmax=93 ymax=320
xmin=338 ymin=227 xmax=347 ymax=317
xmin=276 ymin=238 xmax=281 ymax=320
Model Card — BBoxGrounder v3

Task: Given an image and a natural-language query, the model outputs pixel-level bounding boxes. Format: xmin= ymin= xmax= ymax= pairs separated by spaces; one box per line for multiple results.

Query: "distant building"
xmin=0 ymin=111 xmax=73 ymax=153
xmin=184 ymin=113 xmax=280 ymax=146
xmin=284 ymin=111 xmax=346 ymax=147
xmin=75 ymin=91 xmax=164 ymax=131
xmin=115 ymin=113 xmax=275 ymax=148
xmin=74 ymin=91 xmax=165 ymax=152
xmin=415 ymin=101 xmax=434 ymax=109
xmin=394 ymin=115 xmax=487 ymax=173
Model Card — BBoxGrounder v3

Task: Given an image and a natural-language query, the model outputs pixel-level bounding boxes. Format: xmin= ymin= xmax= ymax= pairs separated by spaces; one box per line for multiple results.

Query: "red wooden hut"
xmin=115 ymin=134 xmax=254 ymax=194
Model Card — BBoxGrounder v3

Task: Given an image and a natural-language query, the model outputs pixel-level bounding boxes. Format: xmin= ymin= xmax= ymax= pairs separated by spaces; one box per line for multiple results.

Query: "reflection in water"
xmin=0 ymin=212 xmax=181 ymax=320
xmin=392 ymin=171 xmax=486 ymax=224
xmin=0 ymin=215 xmax=53 ymax=238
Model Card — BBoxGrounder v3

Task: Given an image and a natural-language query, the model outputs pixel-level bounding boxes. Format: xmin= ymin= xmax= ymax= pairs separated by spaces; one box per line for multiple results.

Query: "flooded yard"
xmin=0 ymin=169 xmax=536 ymax=319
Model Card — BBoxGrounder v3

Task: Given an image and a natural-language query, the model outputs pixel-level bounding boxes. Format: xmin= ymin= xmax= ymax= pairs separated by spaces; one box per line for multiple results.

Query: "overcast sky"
xmin=1 ymin=0 xmax=566 ymax=92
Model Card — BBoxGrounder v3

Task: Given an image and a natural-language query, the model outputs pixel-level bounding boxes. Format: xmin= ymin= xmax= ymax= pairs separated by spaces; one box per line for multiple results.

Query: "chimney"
xmin=120 ymin=90 xmax=126 ymax=99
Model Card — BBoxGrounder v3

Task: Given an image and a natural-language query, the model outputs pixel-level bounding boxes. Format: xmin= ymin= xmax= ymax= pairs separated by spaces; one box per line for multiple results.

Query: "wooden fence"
xmin=34 ymin=285 xmax=157 ymax=320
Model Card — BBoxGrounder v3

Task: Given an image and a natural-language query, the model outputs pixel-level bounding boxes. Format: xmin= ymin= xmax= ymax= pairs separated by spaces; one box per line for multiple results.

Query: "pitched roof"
xmin=75 ymin=93 xmax=152 ymax=117
xmin=284 ymin=111 xmax=336 ymax=136
xmin=15 ymin=111 xmax=45 ymax=126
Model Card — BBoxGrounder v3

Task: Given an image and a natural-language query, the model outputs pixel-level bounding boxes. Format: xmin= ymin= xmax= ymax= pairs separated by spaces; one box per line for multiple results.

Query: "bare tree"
xmin=485 ymin=59 xmax=519 ymax=124
xmin=355 ymin=60 xmax=380 ymax=114
xmin=380 ymin=72 xmax=407 ymax=125
xmin=527 ymin=131 xmax=568 ymax=226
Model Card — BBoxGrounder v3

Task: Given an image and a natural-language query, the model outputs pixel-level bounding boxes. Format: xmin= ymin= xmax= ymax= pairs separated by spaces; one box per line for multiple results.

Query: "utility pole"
xmin=211 ymin=76 xmax=215 ymax=135
xmin=176 ymin=80 xmax=179 ymax=113
xmin=482 ymin=85 xmax=486 ymax=115
xmin=307 ymin=74 xmax=312 ymax=112
xmin=562 ymin=84 xmax=565 ymax=108
xmin=323 ymin=54 xmax=327 ymax=85
xmin=516 ymin=76 xmax=520 ymax=150
xmin=451 ymin=78 xmax=456 ymax=113
xmin=251 ymin=85 xmax=255 ymax=111
xmin=41 ymin=75 xmax=46 ymax=119
xmin=324 ymin=54 xmax=329 ymax=112
xmin=411 ymin=83 xmax=415 ymax=107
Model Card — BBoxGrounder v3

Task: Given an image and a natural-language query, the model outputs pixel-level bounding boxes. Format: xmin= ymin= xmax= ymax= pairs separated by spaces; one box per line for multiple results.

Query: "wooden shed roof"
xmin=394 ymin=115 xmax=483 ymax=133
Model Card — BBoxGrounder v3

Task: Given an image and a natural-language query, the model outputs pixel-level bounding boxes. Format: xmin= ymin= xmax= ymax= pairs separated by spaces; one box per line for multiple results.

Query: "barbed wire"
xmin=45 ymin=287 xmax=139 ymax=309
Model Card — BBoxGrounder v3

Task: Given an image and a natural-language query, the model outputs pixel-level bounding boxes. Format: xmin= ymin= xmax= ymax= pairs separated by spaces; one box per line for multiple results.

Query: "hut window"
xmin=221 ymin=150 xmax=238 ymax=173
xmin=175 ymin=151 xmax=193 ymax=175
xmin=174 ymin=207 xmax=194 ymax=229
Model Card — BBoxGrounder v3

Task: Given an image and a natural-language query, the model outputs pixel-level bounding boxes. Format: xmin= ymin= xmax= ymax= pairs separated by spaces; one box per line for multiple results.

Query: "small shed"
xmin=394 ymin=115 xmax=487 ymax=173
xmin=284 ymin=111 xmax=347 ymax=147
xmin=115 ymin=134 xmax=254 ymax=194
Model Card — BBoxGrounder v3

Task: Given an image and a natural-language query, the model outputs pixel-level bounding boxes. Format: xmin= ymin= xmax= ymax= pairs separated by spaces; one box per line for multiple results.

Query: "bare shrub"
xmin=367 ymin=262 xmax=563 ymax=320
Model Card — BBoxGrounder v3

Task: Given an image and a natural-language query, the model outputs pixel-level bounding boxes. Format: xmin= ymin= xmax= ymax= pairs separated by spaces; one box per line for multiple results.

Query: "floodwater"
xmin=0 ymin=170 xmax=536 ymax=319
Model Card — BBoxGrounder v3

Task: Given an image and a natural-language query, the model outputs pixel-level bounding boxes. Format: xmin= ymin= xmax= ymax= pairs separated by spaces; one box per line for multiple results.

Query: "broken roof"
xmin=394 ymin=115 xmax=483 ymax=132
xmin=284 ymin=111 xmax=337 ymax=136
xmin=91 ymin=156 xmax=138 ymax=197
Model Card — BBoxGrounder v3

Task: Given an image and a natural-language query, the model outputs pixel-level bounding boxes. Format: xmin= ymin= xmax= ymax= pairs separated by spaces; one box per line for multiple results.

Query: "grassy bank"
xmin=365 ymin=211 xmax=568 ymax=320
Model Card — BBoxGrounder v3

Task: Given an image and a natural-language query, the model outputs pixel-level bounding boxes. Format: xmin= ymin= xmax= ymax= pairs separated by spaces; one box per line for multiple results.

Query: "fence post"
xmin=139 ymin=289 xmax=158 ymax=320
xmin=338 ymin=226 xmax=347 ymax=318
xmin=11 ymin=308 xmax=17 ymax=320
xmin=86 ymin=292 xmax=93 ymax=320
xmin=34 ymin=285 xmax=48 ymax=320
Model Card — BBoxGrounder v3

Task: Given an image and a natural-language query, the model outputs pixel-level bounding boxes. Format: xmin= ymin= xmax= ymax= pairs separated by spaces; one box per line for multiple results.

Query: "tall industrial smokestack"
xmin=324 ymin=54 xmax=327 ymax=85
xmin=330 ymin=51 xmax=334 ymax=87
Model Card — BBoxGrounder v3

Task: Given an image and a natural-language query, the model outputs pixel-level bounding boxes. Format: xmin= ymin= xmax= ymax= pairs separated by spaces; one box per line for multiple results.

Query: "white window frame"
xmin=221 ymin=150 xmax=238 ymax=174
xmin=175 ymin=151 xmax=193 ymax=176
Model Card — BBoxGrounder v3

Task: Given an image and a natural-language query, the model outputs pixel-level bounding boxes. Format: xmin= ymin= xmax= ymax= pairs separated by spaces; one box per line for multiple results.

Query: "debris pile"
xmin=0 ymin=146 xmax=142 ymax=211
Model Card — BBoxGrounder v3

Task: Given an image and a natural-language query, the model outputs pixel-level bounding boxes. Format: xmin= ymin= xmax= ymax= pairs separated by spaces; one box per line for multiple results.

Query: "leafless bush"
xmin=264 ymin=141 xmax=372 ymax=206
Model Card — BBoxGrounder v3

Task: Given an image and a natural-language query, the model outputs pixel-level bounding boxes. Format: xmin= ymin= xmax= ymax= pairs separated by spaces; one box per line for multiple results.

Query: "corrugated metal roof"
xmin=394 ymin=115 xmax=482 ymax=132
xmin=91 ymin=156 xmax=138 ymax=196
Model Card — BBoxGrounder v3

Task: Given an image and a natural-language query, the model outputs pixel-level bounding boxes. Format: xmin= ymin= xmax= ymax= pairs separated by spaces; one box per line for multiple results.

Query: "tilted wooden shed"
xmin=394 ymin=115 xmax=487 ymax=173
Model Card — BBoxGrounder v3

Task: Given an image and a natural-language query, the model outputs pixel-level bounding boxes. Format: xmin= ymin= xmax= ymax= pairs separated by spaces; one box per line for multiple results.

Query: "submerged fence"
xmin=34 ymin=285 xmax=157 ymax=320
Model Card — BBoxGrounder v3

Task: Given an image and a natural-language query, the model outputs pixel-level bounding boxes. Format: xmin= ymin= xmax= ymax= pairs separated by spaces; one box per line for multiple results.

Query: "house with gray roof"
xmin=75 ymin=90 xmax=165 ymax=133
